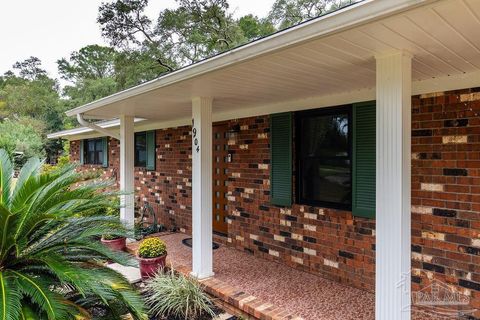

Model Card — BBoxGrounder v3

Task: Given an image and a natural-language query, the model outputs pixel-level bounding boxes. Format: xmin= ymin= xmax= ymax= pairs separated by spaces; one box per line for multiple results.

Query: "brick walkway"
xmin=128 ymin=233 xmax=375 ymax=320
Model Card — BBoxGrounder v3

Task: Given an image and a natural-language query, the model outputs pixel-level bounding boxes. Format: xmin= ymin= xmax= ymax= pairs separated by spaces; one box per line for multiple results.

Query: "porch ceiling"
xmin=63 ymin=0 xmax=480 ymax=129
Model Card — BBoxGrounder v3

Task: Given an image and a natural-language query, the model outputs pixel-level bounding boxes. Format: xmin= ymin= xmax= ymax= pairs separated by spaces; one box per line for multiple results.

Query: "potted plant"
xmin=138 ymin=237 xmax=167 ymax=279
xmin=101 ymin=233 xmax=127 ymax=251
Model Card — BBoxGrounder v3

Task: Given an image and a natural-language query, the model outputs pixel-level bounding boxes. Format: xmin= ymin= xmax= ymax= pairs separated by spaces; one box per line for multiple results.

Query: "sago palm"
xmin=0 ymin=149 xmax=147 ymax=320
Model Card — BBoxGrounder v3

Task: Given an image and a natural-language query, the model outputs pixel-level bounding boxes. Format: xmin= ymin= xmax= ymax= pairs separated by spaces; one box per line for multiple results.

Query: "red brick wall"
xmin=71 ymin=87 xmax=480 ymax=314
xmin=224 ymin=116 xmax=375 ymax=291
xmin=411 ymin=88 xmax=480 ymax=315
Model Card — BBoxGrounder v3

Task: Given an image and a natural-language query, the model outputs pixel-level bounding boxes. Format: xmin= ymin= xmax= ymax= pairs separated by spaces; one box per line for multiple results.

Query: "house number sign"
xmin=192 ymin=119 xmax=200 ymax=153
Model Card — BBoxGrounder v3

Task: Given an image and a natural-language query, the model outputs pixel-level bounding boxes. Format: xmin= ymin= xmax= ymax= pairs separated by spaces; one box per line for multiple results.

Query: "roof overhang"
xmin=52 ymin=0 xmax=480 ymax=140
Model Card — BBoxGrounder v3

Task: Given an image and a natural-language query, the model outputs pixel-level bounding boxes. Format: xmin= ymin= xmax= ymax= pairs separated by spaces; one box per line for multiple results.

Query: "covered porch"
xmin=48 ymin=0 xmax=480 ymax=319
xmin=128 ymin=232 xmax=375 ymax=320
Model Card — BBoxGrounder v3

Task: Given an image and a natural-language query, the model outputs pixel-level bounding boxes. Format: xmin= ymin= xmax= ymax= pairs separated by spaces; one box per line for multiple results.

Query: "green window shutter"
xmin=270 ymin=112 xmax=292 ymax=206
xmin=146 ymin=130 xmax=156 ymax=171
xmin=102 ymin=137 xmax=109 ymax=168
xmin=352 ymin=102 xmax=376 ymax=218
xmin=79 ymin=140 xmax=85 ymax=165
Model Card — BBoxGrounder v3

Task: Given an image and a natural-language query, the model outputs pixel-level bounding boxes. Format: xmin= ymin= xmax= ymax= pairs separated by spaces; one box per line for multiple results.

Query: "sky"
xmin=0 ymin=0 xmax=275 ymax=81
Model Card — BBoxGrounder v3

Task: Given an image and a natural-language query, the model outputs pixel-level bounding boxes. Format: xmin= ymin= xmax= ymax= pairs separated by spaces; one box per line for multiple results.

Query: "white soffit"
xmin=57 ymin=0 xmax=480 ymax=136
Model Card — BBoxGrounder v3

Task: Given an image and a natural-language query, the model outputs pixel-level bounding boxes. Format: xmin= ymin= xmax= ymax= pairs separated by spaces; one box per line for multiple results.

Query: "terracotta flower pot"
xmin=139 ymin=255 xmax=167 ymax=279
xmin=101 ymin=237 xmax=126 ymax=252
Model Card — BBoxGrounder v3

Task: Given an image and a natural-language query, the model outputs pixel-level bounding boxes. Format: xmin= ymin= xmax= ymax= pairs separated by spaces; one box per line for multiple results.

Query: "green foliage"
xmin=157 ymin=0 xmax=246 ymax=64
xmin=238 ymin=14 xmax=276 ymax=40
xmin=0 ymin=57 xmax=67 ymax=162
xmin=102 ymin=233 xmax=124 ymax=240
xmin=41 ymin=154 xmax=70 ymax=175
xmin=63 ymin=77 xmax=118 ymax=106
xmin=0 ymin=118 xmax=45 ymax=167
xmin=57 ymin=154 xmax=70 ymax=167
xmin=138 ymin=237 xmax=167 ymax=258
xmin=58 ymin=45 xmax=117 ymax=81
xmin=12 ymin=56 xmax=48 ymax=80
xmin=144 ymin=268 xmax=215 ymax=320
xmin=268 ymin=0 xmax=359 ymax=29
xmin=0 ymin=149 xmax=147 ymax=319
xmin=114 ymin=48 xmax=174 ymax=89
xmin=98 ymin=0 xmax=247 ymax=68
xmin=0 ymin=72 xmax=60 ymax=120
xmin=58 ymin=45 xmax=121 ymax=108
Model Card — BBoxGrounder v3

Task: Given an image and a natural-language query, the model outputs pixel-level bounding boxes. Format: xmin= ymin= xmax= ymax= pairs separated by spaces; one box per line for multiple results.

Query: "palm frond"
xmin=19 ymin=305 xmax=42 ymax=320
xmin=13 ymin=270 xmax=76 ymax=319
xmin=0 ymin=150 xmax=145 ymax=319
xmin=0 ymin=150 xmax=13 ymax=207
xmin=0 ymin=204 xmax=17 ymax=264
xmin=9 ymin=157 xmax=42 ymax=211
xmin=0 ymin=271 xmax=22 ymax=320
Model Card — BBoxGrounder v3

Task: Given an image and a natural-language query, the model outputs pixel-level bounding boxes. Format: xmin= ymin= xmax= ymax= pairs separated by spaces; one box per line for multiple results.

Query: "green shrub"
xmin=102 ymin=233 xmax=125 ymax=240
xmin=138 ymin=237 xmax=167 ymax=258
xmin=0 ymin=149 xmax=146 ymax=319
xmin=57 ymin=154 xmax=70 ymax=167
xmin=144 ymin=269 xmax=215 ymax=320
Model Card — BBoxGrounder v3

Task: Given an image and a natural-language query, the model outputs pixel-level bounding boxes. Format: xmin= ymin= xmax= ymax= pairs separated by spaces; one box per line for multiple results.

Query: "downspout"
xmin=77 ymin=113 xmax=121 ymax=140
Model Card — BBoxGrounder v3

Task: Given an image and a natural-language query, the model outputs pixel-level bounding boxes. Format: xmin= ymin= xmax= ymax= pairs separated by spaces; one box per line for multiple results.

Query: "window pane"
xmin=301 ymin=113 xmax=349 ymax=158
xmin=87 ymin=140 xmax=96 ymax=151
xmin=85 ymin=139 xmax=103 ymax=165
xmin=87 ymin=151 xmax=95 ymax=164
xmin=135 ymin=133 xmax=147 ymax=167
xmin=301 ymin=158 xmax=351 ymax=205
xmin=298 ymin=108 xmax=351 ymax=208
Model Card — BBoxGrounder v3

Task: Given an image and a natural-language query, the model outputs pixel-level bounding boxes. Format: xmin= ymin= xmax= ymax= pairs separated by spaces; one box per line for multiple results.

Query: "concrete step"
xmin=107 ymin=263 xmax=142 ymax=284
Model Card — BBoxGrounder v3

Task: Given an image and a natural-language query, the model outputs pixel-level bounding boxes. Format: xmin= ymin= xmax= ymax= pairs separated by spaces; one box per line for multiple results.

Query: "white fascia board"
xmin=55 ymin=118 xmax=191 ymax=141
xmin=47 ymin=118 xmax=146 ymax=139
xmin=65 ymin=0 xmax=435 ymax=117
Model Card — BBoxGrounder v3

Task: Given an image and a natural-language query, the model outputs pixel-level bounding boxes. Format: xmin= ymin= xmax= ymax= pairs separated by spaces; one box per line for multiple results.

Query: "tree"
xmin=58 ymin=45 xmax=117 ymax=81
xmin=0 ymin=58 xmax=67 ymax=163
xmin=0 ymin=118 xmax=45 ymax=166
xmin=12 ymin=56 xmax=48 ymax=80
xmin=114 ymin=48 xmax=170 ymax=89
xmin=98 ymin=0 xmax=246 ymax=67
xmin=268 ymin=0 xmax=359 ymax=29
xmin=0 ymin=75 xmax=60 ymax=120
xmin=0 ymin=150 xmax=147 ymax=319
xmin=156 ymin=0 xmax=245 ymax=64
xmin=98 ymin=0 xmax=176 ymax=71
xmin=238 ymin=14 xmax=276 ymax=41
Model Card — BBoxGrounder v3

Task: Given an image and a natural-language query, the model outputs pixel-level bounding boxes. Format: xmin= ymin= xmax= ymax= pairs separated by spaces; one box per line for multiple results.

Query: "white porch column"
xmin=119 ymin=114 xmax=135 ymax=228
xmin=191 ymin=97 xmax=214 ymax=279
xmin=375 ymin=51 xmax=412 ymax=320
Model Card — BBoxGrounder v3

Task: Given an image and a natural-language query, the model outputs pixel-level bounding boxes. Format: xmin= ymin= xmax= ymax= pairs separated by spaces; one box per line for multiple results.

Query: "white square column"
xmin=375 ymin=51 xmax=412 ymax=320
xmin=191 ymin=97 xmax=214 ymax=279
xmin=119 ymin=114 xmax=135 ymax=228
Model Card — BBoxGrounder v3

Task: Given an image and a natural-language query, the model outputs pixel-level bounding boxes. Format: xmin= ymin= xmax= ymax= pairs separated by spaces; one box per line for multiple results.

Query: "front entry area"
xmin=212 ymin=124 xmax=229 ymax=235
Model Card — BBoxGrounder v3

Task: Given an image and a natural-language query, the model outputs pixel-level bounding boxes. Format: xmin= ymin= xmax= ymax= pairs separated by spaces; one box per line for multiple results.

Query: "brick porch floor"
xmin=128 ymin=232 xmax=375 ymax=320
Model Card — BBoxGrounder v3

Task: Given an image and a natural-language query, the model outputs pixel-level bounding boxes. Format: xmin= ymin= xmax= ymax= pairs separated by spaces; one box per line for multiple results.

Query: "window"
xmin=296 ymin=106 xmax=352 ymax=209
xmin=84 ymin=138 xmax=104 ymax=165
xmin=135 ymin=132 xmax=147 ymax=167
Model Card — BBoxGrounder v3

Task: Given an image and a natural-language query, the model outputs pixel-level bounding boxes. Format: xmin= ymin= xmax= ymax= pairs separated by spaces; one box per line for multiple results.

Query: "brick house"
xmin=49 ymin=0 xmax=480 ymax=319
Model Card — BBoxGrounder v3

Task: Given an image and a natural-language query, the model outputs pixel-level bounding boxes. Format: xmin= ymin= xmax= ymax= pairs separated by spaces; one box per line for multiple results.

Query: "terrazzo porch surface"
xmin=129 ymin=232 xmax=375 ymax=320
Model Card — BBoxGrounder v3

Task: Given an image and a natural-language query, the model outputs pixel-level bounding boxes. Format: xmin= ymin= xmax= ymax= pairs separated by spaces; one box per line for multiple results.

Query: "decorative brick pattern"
xmin=412 ymin=87 xmax=480 ymax=318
